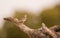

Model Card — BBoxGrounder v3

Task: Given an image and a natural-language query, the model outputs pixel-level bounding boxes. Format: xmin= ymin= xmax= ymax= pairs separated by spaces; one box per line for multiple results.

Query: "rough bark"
xmin=4 ymin=15 xmax=60 ymax=38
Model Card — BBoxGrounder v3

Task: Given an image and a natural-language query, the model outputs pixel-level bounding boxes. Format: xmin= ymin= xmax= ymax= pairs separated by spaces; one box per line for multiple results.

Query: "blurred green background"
xmin=0 ymin=4 xmax=60 ymax=38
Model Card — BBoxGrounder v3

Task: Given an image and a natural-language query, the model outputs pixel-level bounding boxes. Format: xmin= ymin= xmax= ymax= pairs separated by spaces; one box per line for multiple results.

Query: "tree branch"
xmin=4 ymin=15 xmax=60 ymax=38
xmin=41 ymin=23 xmax=58 ymax=38
xmin=4 ymin=15 xmax=34 ymax=34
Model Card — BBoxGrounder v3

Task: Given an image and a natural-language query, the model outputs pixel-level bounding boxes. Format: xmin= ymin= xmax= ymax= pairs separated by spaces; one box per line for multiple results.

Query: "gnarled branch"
xmin=4 ymin=15 xmax=60 ymax=38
